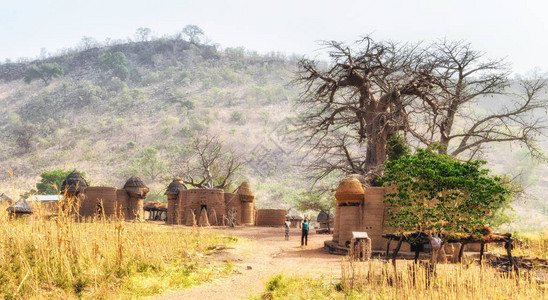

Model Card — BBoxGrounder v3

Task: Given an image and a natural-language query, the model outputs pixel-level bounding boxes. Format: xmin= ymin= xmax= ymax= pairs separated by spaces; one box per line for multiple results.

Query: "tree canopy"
xmin=294 ymin=37 xmax=548 ymax=183
xmin=23 ymin=169 xmax=87 ymax=198
xmin=23 ymin=63 xmax=64 ymax=85
xmin=127 ymin=147 xmax=167 ymax=181
xmin=98 ymin=51 xmax=129 ymax=80
xmin=177 ymin=134 xmax=242 ymax=190
xmin=379 ymin=149 xmax=509 ymax=238
xmin=182 ymin=25 xmax=205 ymax=44
xmin=295 ymin=190 xmax=335 ymax=216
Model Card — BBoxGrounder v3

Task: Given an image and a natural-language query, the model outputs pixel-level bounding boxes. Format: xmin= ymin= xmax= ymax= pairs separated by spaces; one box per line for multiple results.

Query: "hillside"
xmin=0 ymin=38 xmax=546 ymax=230
xmin=0 ymin=39 xmax=309 ymax=206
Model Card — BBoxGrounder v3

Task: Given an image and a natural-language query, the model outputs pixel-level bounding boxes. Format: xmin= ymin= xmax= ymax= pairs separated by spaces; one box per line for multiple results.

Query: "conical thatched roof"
xmin=164 ymin=177 xmax=187 ymax=195
xmin=123 ymin=176 xmax=150 ymax=196
xmin=6 ymin=199 xmax=33 ymax=214
xmin=316 ymin=211 xmax=333 ymax=222
xmin=61 ymin=171 xmax=88 ymax=193
xmin=0 ymin=193 xmax=13 ymax=204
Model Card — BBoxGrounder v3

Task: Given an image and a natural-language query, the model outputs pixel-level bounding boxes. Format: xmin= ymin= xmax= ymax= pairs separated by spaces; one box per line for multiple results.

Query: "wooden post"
xmin=386 ymin=239 xmax=392 ymax=259
xmin=505 ymin=240 xmax=519 ymax=276
xmin=458 ymin=242 xmax=467 ymax=263
xmin=479 ymin=243 xmax=485 ymax=264
xmin=391 ymin=237 xmax=404 ymax=267
xmin=414 ymin=245 xmax=420 ymax=264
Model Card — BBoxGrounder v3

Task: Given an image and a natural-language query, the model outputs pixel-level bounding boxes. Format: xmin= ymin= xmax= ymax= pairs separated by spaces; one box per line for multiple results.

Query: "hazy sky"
xmin=1 ymin=0 xmax=546 ymax=74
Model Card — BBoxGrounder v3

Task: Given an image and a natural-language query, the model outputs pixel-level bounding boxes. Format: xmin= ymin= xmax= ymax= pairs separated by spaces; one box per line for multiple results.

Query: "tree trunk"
xmin=364 ymin=106 xmax=390 ymax=173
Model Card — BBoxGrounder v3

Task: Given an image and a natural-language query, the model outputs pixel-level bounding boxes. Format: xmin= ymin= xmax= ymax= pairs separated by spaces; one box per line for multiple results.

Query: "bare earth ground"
xmin=154 ymin=226 xmax=342 ymax=300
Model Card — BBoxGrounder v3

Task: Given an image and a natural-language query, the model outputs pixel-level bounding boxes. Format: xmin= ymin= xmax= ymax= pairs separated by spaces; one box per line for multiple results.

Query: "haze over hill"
xmin=0 ymin=35 xmax=546 ymax=231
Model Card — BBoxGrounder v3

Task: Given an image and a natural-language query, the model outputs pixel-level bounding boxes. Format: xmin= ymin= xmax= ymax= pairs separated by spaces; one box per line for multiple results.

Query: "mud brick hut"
xmin=331 ymin=178 xmax=401 ymax=251
xmin=6 ymin=199 xmax=33 ymax=217
xmin=256 ymin=209 xmax=288 ymax=226
xmin=62 ymin=171 xmax=149 ymax=221
xmin=0 ymin=193 xmax=13 ymax=205
xmin=166 ymin=182 xmax=256 ymax=226
xmin=61 ymin=171 xmax=88 ymax=198
xmin=287 ymin=211 xmax=303 ymax=229
xmin=165 ymin=178 xmax=187 ymax=224
xmin=317 ymin=211 xmax=334 ymax=230
xmin=122 ymin=176 xmax=149 ymax=221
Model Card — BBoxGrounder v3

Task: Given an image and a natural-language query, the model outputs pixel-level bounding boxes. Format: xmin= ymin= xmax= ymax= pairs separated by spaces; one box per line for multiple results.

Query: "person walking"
xmin=301 ymin=219 xmax=309 ymax=246
xmin=284 ymin=218 xmax=291 ymax=241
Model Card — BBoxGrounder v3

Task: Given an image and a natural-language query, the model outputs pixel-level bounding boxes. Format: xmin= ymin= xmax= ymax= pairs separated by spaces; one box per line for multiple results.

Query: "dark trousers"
xmin=301 ymin=229 xmax=308 ymax=246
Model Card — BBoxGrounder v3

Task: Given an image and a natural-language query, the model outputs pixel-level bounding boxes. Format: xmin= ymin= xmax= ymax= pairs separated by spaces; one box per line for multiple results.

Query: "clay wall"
xmin=79 ymin=187 xmax=118 ymax=219
xmin=256 ymin=209 xmax=288 ymax=226
xmin=241 ymin=200 xmax=255 ymax=225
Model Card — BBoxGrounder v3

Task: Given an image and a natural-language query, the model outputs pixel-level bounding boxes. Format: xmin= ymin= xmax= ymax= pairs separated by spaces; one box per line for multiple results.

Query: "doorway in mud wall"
xmin=201 ymin=204 xmax=207 ymax=212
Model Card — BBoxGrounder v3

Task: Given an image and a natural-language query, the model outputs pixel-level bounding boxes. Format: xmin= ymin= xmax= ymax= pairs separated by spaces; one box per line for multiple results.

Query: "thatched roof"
xmin=317 ymin=211 xmax=333 ymax=222
xmin=237 ymin=182 xmax=254 ymax=196
xmin=123 ymin=176 xmax=147 ymax=189
xmin=123 ymin=176 xmax=150 ymax=196
xmin=6 ymin=199 xmax=33 ymax=214
xmin=287 ymin=211 xmax=304 ymax=221
xmin=61 ymin=171 xmax=88 ymax=193
xmin=143 ymin=201 xmax=168 ymax=211
xmin=0 ymin=193 xmax=13 ymax=204
xmin=165 ymin=178 xmax=187 ymax=195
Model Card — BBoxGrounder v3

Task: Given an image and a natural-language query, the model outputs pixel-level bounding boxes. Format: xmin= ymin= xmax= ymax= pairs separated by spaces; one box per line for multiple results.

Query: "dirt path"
xmin=155 ymin=226 xmax=342 ymax=300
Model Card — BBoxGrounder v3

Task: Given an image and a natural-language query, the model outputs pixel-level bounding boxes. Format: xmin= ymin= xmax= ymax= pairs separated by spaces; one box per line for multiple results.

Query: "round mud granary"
xmin=334 ymin=178 xmax=365 ymax=205
xmin=165 ymin=178 xmax=187 ymax=225
xmin=238 ymin=182 xmax=255 ymax=225
xmin=333 ymin=178 xmax=365 ymax=245
xmin=256 ymin=209 xmax=288 ymax=226
xmin=61 ymin=170 xmax=88 ymax=196
xmin=123 ymin=176 xmax=149 ymax=221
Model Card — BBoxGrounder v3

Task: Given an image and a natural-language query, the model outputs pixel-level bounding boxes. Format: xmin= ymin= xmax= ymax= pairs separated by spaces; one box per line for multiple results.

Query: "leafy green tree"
xmin=25 ymin=169 xmax=86 ymax=198
xmin=98 ymin=51 xmax=129 ymax=80
xmin=128 ymin=147 xmax=167 ymax=181
xmin=379 ymin=149 xmax=509 ymax=238
xmin=23 ymin=63 xmax=64 ymax=85
xmin=295 ymin=190 xmax=335 ymax=216
xmin=386 ymin=133 xmax=411 ymax=162
xmin=295 ymin=190 xmax=335 ymax=225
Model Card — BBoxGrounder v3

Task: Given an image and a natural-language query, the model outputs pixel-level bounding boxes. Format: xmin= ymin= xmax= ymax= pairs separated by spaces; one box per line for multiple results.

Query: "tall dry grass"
xmin=0 ymin=199 xmax=236 ymax=299
xmin=260 ymin=258 xmax=546 ymax=299
xmin=340 ymin=259 xmax=545 ymax=299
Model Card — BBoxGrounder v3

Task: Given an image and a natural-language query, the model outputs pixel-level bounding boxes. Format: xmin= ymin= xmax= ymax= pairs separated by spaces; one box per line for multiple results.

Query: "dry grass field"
xmin=0 ymin=203 xmax=236 ymax=299
xmin=257 ymin=233 xmax=548 ymax=300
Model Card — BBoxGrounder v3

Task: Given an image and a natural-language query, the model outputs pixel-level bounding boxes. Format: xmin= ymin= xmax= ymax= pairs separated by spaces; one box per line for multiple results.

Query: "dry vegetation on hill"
xmin=0 ymin=37 xmax=546 ymax=230
xmin=0 ymin=39 xmax=311 ymax=207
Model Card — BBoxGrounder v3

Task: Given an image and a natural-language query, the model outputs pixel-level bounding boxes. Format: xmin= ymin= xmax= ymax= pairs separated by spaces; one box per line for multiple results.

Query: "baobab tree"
xmin=295 ymin=37 xmax=548 ymax=183
xmin=294 ymin=37 xmax=437 ymax=182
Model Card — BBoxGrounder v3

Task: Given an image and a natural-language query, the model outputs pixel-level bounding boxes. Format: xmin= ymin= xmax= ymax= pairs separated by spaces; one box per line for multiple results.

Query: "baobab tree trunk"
xmin=365 ymin=126 xmax=389 ymax=172
xmin=363 ymin=99 xmax=393 ymax=174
